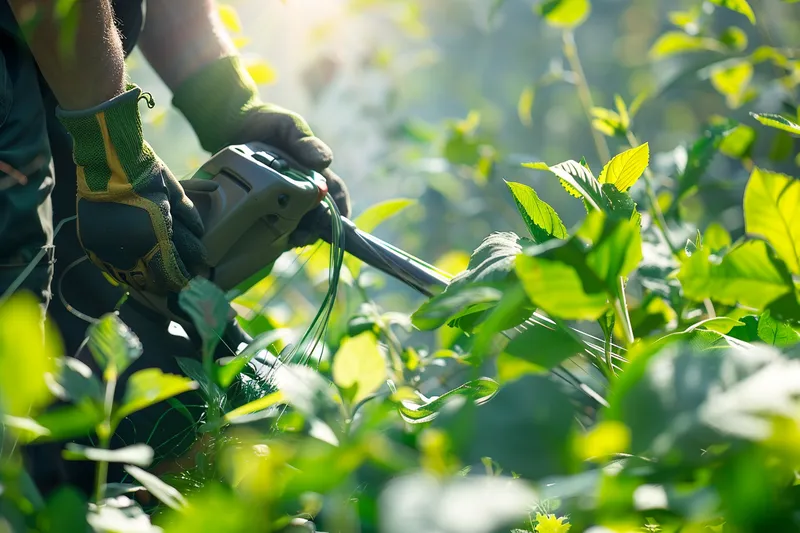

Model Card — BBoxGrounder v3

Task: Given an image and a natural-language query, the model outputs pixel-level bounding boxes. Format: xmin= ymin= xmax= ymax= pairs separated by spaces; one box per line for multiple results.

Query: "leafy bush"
xmin=2 ymin=1 xmax=800 ymax=532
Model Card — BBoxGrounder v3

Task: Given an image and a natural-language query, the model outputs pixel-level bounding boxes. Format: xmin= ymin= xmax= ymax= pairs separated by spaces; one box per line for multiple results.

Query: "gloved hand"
xmin=171 ymin=55 xmax=351 ymax=247
xmin=57 ymin=85 xmax=207 ymax=295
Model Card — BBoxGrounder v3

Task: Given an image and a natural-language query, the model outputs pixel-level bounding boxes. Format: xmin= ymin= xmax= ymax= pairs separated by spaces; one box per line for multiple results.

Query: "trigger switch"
xmin=270 ymin=158 xmax=288 ymax=172
xmin=252 ymin=151 xmax=275 ymax=166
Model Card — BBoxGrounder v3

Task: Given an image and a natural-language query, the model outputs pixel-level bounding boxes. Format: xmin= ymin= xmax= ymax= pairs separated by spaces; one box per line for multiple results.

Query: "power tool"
xmin=126 ymin=142 xmax=450 ymax=335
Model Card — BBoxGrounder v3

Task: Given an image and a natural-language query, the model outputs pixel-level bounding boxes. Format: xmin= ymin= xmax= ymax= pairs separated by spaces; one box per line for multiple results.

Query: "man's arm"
xmin=137 ymin=0 xmax=237 ymax=92
xmin=7 ymin=0 xmax=125 ymax=110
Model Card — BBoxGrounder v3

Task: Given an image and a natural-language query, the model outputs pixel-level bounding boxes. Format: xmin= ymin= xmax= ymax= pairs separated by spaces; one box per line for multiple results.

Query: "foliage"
xmin=3 ymin=1 xmax=800 ymax=533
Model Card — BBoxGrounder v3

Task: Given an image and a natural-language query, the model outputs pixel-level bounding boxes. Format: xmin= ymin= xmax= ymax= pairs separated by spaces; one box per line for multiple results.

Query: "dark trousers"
xmin=1 ymin=14 xmax=203 ymax=498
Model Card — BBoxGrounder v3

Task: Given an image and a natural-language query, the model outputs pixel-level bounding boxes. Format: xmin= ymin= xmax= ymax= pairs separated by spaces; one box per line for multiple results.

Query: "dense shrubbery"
xmin=2 ymin=1 xmax=800 ymax=532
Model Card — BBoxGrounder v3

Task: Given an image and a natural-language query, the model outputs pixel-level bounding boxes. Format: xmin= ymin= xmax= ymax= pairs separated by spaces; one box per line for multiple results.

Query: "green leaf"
xmin=396 ymin=377 xmax=498 ymax=423
xmin=597 ymin=143 xmax=650 ymax=192
xmin=743 ymin=168 xmax=800 ymax=274
xmin=576 ymin=210 xmax=643 ymax=287
xmin=504 ymin=323 xmax=586 ymax=371
xmin=709 ymin=0 xmax=756 ymax=24
xmin=63 ymin=443 xmax=153 ymax=467
xmin=449 ymin=232 xmax=525 ymax=288
xmin=504 ymin=181 xmax=568 ymax=243
xmin=719 ymin=26 xmax=748 ymax=51
xmin=347 ymin=199 xmax=416 ymax=276
xmin=710 ymin=60 xmax=753 ymax=108
xmin=757 ymin=310 xmax=800 ymax=347
xmin=750 ymin=112 xmax=800 ymax=135
xmin=674 ymin=120 xmax=738 ymax=205
xmin=39 ymin=488 xmax=89 ymax=533
xmin=34 ymin=402 xmax=104 ymax=442
xmin=0 ymin=293 xmax=59 ymax=417
xmin=1 ymin=415 xmax=50 ymax=443
xmin=677 ymin=240 xmax=794 ymax=310
xmin=87 ymin=313 xmax=142 ymax=382
xmin=331 ymin=332 xmax=388 ymax=406
xmin=704 ymin=222 xmax=732 ymax=252
xmin=719 ymin=124 xmax=756 ymax=159
xmin=516 ymin=255 xmax=609 ymax=321
xmin=649 ymin=32 xmax=722 ymax=59
xmin=178 ymin=277 xmax=235 ymax=357
xmin=602 ymin=183 xmax=639 ymax=222
xmin=124 ymin=465 xmax=187 ymax=511
xmin=411 ymin=285 xmax=503 ymax=331
xmin=548 ymin=159 xmax=606 ymax=210
xmin=536 ymin=0 xmax=590 ymax=28
xmin=518 ymin=85 xmax=535 ymax=127
xmin=50 ymin=357 xmax=102 ymax=404
xmin=114 ymin=369 xmax=198 ymax=423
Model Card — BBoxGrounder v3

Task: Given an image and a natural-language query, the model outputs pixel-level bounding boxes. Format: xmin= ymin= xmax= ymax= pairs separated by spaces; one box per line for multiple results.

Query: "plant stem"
xmin=603 ymin=312 xmax=615 ymax=377
xmin=562 ymin=30 xmax=610 ymax=164
xmin=625 ymin=131 xmax=680 ymax=255
xmin=615 ymin=277 xmax=635 ymax=346
xmin=95 ymin=376 xmax=117 ymax=502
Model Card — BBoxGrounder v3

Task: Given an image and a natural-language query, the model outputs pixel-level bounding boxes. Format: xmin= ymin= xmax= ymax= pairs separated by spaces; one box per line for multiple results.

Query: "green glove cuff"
xmin=171 ymin=55 xmax=262 ymax=154
xmin=57 ymin=84 xmax=161 ymax=195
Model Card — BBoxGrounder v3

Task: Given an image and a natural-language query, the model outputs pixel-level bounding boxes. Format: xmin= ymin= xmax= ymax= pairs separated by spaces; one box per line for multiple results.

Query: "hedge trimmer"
xmin=126 ymin=142 xmax=623 ymax=401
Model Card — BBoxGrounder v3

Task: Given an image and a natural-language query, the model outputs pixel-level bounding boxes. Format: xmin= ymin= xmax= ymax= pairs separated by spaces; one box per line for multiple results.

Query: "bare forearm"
xmin=137 ymin=0 xmax=237 ymax=91
xmin=7 ymin=0 xmax=125 ymax=110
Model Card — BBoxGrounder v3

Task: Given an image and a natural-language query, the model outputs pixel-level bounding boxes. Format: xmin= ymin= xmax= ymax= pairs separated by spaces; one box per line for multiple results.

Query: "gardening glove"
xmin=171 ymin=55 xmax=351 ymax=247
xmin=57 ymin=85 xmax=207 ymax=295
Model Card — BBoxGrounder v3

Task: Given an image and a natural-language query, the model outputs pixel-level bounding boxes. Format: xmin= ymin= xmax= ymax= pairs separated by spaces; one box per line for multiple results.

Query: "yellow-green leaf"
xmin=522 ymin=161 xmax=549 ymax=171
xmin=536 ymin=0 xmax=590 ymax=29
xmin=0 ymin=293 xmax=60 ymax=417
xmin=649 ymin=32 xmax=722 ymax=59
xmin=332 ymin=332 xmax=387 ymax=405
xmin=597 ymin=143 xmax=649 ymax=192
xmin=709 ymin=0 xmax=756 ymax=24
xmin=245 ymin=58 xmax=277 ymax=85
xmin=750 ymin=112 xmax=800 ymax=136
xmin=743 ymin=168 xmax=800 ymax=274
xmin=710 ymin=60 xmax=753 ymax=108
xmin=217 ymin=4 xmax=243 ymax=33
xmin=518 ymin=85 xmax=535 ymax=127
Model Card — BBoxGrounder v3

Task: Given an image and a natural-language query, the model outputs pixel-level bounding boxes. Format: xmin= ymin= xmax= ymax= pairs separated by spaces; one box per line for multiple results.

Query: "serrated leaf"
xmin=347 ymin=198 xmax=415 ymax=277
xmin=548 ymin=160 xmax=605 ymax=210
xmin=332 ymin=332 xmax=387 ymax=405
xmin=412 ymin=285 xmax=503 ymax=331
xmin=743 ymin=168 xmax=800 ymax=274
xmin=395 ymin=378 xmax=499 ymax=423
xmin=750 ymin=112 xmax=800 ymax=135
xmin=757 ymin=310 xmax=800 ymax=347
xmin=518 ymin=85 xmax=535 ymax=127
xmin=505 ymin=181 xmax=567 ymax=243
xmin=178 ymin=277 xmax=235 ymax=357
xmin=649 ymin=32 xmax=723 ymax=59
xmin=598 ymin=143 xmax=650 ymax=191
xmin=678 ymin=240 xmax=794 ymax=310
xmin=602 ymin=183 xmax=639 ymax=222
xmin=709 ymin=0 xmax=756 ymax=24
xmin=114 ymin=369 xmax=198 ymax=423
xmin=504 ymin=322 xmax=585 ymax=371
xmin=87 ymin=313 xmax=142 ymax=382
xmin=536 ymin=0 xmax=590 ymax=28
xmin=124 ymin=465 xmax=187 ymax=511
xmin=63 ymin=443 xmax=153 ymax=467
